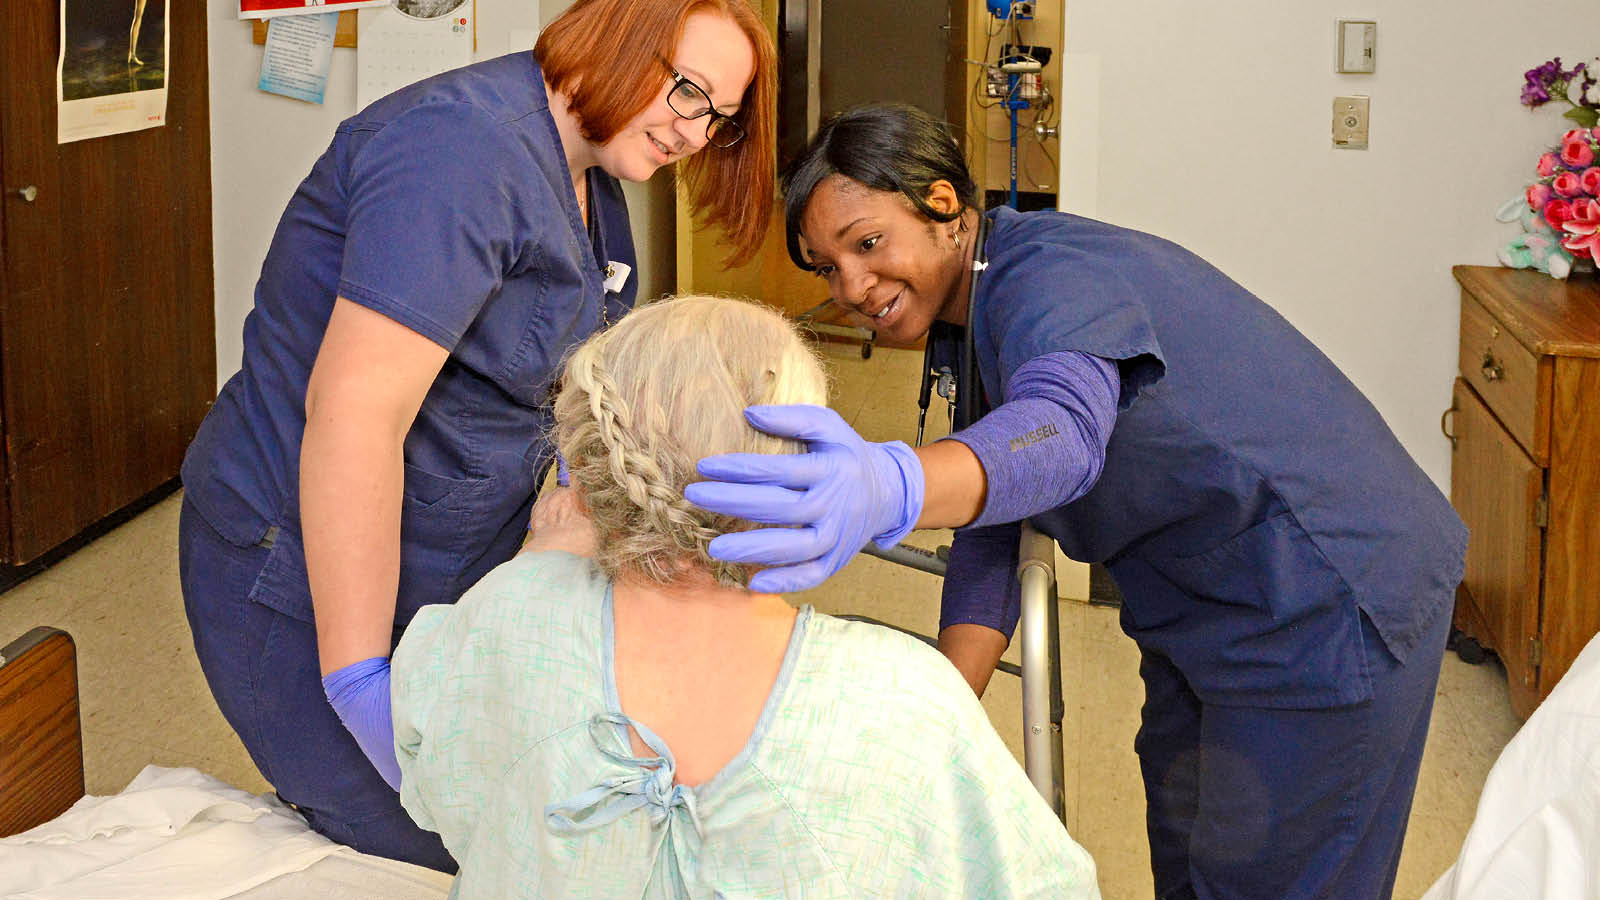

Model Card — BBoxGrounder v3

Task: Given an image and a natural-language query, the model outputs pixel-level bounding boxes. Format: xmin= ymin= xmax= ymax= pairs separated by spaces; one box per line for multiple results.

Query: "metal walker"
xmin=851 ymin=525 xmax=1066 ymax=823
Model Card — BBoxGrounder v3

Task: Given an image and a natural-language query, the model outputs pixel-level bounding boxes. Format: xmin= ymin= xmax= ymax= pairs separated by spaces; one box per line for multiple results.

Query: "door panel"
xmin=1542 ymin=356 xmax=1600 ymax=699
xmin=0 ymin=1 xmax=215 ymax=562
xmin=683 ymin=0 xmax=967 ymax=327
xmin=1451 ymin=378 xmax=1543 ymax=714
xmin=819 ymin=0 xmax=949 ymax=121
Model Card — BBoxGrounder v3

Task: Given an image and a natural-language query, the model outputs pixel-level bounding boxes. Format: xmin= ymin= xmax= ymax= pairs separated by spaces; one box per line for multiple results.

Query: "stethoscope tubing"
xmin=918 ymin=213 xmax=992 ymax=442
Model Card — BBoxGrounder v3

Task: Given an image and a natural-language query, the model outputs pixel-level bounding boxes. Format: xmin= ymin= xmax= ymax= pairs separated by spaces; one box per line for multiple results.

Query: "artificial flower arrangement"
xmin=1501 ymin=58 xmax=1600 ymax=278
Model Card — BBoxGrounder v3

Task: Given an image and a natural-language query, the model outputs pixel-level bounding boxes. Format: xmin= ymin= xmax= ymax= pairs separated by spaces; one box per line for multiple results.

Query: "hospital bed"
xmin=0 ymin=626 xmax=453 ymax=899
xmin=1422 ymin=628 xmax=1600 ymax=899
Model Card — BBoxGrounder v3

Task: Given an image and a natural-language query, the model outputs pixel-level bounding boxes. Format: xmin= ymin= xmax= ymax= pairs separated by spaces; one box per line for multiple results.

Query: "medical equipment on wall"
xmin=975 ymin=3 xmax=1056 ymax=207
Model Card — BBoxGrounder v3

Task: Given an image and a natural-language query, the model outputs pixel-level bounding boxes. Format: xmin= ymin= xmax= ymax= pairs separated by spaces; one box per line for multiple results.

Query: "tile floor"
xmin=0 ymin=341 xmax=1524 ymax=899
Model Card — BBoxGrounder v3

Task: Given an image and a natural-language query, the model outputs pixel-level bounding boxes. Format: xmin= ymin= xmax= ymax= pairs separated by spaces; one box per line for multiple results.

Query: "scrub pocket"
xmin=1116 ymin=512 xmax=1374 ymax=709
xmin=394 ymin=463 xmax=503 ymax=628
xmin=244 ymin=463 xmax=500 ymax=629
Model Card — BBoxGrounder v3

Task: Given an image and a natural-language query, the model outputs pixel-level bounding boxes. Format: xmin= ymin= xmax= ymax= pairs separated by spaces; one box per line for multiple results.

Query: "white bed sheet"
xmin=0 ymin=766 xmax=452 ymax=900
xmin=1422 ymin=632 xmax=1600 ymax=900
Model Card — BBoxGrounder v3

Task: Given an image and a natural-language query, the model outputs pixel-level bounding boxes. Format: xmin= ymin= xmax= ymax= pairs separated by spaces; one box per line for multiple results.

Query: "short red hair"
xmin=537 ymin=0 xmax=776 ymax=267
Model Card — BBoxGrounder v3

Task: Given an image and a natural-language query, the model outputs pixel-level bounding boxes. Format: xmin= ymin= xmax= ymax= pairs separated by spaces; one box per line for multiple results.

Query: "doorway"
xmin=778 ymin=0 xmax=968 ymax=163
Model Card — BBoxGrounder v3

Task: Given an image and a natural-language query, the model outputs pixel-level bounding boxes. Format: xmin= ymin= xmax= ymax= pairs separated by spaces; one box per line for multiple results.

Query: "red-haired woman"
xmin=178 ymin=0 xmax=775 ymax=871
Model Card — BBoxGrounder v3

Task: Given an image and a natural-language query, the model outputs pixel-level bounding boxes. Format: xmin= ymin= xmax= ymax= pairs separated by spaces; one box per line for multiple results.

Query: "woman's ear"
xmin=924 ymin=179 xmax=964 ymax=217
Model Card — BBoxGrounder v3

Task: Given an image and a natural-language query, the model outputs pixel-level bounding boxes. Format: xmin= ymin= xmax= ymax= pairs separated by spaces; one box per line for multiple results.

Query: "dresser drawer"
xmin=1459 ymin=291 xmax=1550 ymax=464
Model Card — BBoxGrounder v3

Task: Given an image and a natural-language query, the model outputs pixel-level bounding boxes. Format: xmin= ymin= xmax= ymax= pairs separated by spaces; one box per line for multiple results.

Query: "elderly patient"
xmin=390 ymin=295 xmax=1098 ymax=898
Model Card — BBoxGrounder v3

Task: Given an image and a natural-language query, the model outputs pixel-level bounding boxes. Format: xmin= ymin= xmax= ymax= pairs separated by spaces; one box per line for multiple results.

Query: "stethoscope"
xmin=916 ymin=213 xmax=992 ymax=446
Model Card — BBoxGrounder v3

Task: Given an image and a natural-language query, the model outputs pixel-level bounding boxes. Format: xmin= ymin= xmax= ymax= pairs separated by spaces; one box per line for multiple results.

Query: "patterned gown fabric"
xmin=392 ymin=551 xmax=1099 ymax=899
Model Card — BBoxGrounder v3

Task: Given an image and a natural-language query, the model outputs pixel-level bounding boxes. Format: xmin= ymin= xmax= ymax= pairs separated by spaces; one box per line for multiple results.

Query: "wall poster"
xmin=239 ymin=0 xmax=390 ymax=20
xmin=57 ymin=0 xmax=169 ymax=143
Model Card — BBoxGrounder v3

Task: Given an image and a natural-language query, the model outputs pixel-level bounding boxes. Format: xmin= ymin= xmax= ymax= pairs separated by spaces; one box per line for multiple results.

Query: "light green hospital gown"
xmin=392 ymin=551 xmax=1100 ymax=899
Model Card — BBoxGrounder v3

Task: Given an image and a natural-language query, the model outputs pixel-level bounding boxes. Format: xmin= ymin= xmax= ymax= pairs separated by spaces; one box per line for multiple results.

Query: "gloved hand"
xmin=683 ymin=405 xmax=925 ymax=593
xmin=322 ymin=656 xmax=401 ymax=791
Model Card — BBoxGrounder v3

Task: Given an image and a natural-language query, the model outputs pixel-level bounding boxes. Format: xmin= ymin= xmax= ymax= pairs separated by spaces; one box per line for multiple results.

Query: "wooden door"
xmin=1451 ymin=378 xmax=1544 ymax=715
xmin=680 ymin=0 xmax=825 ymax=317
xmin=681 ymin=0 xmax=969 ymax=327
xmin=0 ymin=1 xmax=215 ymax=563
xmin=818 ymin=0 xmax=951 ymax=121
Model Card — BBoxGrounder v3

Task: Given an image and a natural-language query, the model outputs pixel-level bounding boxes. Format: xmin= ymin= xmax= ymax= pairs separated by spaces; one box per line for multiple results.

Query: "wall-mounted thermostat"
xmin=1337 ymin=20 xmax=1376 ymax=74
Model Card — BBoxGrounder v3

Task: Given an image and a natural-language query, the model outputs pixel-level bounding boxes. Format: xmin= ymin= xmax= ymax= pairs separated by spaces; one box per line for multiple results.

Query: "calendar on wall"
xmin=356 ymin=0 xmax=473 ymax=110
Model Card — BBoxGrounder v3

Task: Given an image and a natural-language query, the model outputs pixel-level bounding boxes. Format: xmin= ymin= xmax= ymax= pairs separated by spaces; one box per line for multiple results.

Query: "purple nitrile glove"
xmin=684 ymin=404 xmax=925 ymax=594
xmin=321 ymin=656 xmax=401 ymax=791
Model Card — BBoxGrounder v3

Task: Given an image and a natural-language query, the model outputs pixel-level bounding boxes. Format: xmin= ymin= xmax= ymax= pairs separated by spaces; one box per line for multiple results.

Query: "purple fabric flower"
xmin=1523 ymin=57 xmax=1566 ymax=107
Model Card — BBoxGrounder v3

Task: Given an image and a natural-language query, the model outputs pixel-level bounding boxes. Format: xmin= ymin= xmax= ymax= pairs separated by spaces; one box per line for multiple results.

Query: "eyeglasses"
xmin=660 ymin=59 xmax=745 ymax=149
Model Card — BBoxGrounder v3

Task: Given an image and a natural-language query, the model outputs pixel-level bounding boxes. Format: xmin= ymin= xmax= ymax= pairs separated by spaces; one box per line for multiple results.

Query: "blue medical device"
xmin=985 ymin=0 xmax=1033 ymax=19
xmin=987 ymin=2 xmax=1048 ymax=208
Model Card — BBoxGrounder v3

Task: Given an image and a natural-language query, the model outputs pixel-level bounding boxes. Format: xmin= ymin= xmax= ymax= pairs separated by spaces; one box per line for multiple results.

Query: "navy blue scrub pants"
xmin=1135 ymin=609 xmax=1449 ymax=899
xmin=178 ymin=498 xmax=456 ymax=873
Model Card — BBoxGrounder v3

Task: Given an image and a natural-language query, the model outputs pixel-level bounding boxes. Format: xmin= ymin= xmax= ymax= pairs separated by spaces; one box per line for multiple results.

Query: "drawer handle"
xmin=1481 ymin=351 xmax=1504 ymax=382
xmin=1440 ymin=405 xmax=1458 ymax=450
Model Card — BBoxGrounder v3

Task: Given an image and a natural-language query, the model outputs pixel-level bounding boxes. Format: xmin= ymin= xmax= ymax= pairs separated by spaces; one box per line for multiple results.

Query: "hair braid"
xmin=551 ymin=295 xmax=828 ymax=589
xmin=582 ymin=353 xmax=723 ymax=550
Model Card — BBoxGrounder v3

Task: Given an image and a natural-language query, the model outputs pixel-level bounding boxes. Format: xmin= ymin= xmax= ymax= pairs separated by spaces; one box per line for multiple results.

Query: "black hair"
xmin=781 ymin=103 xmax=979 ymax=270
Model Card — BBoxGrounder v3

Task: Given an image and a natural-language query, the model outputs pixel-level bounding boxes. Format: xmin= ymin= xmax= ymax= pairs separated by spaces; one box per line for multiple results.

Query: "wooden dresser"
xmin=1447 ymin=266 xmax=1600 ymax=718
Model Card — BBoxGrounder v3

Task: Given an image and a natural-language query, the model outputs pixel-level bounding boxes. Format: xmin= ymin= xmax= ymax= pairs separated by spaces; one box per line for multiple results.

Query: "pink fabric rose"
xmin=1539 ymin=152 xmax=1561 ymax=176
xmin=1564 ymin=128 xmax=1590 ymax=143
xmin=1582 ymin=167 xmax=1600 ymax=196
xmin=1554 ymin=171 xmax=1585 ymax=197
xmin=1564 ymin=198 xmax=1600 ymax=233
xmin=1562 ymin=230 xmax=1599 ymax=260
xmin=1561 ymin=136 xmax=1596 ymax=169
xmin=1528 ymin=182 xmax=1554 ymax=209
xmin=1545 ymin=197 xmax=1574 ymax=228
xmin=1561 ymin=199 xmax=1600 ymax=259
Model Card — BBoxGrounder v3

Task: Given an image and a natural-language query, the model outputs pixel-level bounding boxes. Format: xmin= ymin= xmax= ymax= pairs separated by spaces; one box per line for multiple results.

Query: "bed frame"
xmin=0 ymin=627 xmax=85 ymax=837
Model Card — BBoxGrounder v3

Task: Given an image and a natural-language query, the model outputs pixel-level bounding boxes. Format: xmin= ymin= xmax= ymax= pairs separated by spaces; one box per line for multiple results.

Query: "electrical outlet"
xmin=1333 ymin=95 xmax=1369 ymax=149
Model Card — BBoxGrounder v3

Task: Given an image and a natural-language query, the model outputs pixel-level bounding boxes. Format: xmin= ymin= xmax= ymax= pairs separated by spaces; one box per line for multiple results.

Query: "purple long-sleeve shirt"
xmin=938 ymin=350 xmax=1120 ymax=636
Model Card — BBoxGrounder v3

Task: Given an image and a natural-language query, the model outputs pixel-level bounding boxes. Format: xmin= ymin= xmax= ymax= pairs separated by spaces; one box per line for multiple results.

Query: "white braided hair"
xmin=553 ymin=295 xmax=828 ymax=587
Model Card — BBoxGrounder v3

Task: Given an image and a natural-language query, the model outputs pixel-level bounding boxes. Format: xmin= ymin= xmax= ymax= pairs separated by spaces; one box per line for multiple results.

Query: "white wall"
xmin=205 ymin=0 xmax=672 ymax=384
xmin=1056 ymin=1 xmax=1592 ymax=491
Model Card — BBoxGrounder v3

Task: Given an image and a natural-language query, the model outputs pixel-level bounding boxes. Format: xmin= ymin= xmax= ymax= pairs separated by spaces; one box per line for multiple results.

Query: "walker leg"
xmin=1017 ymin=524 xmax=1066 ymax=823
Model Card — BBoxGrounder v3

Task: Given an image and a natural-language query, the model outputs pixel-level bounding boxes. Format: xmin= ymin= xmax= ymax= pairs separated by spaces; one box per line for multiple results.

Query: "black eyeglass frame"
xmin=659 ymin=59 xmax=746 ymax=149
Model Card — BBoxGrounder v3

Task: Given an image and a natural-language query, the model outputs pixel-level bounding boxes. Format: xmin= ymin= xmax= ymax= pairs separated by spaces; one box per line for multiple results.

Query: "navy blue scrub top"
xmin=969 ymin=207 xmax=1467 ymax=708
xmin=182 ymin=53 xmax=637 ymax=632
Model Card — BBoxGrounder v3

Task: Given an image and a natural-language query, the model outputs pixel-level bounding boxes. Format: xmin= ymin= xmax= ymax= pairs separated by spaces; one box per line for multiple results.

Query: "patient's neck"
xmin=611 ymin=567 xmax=798 ymax=787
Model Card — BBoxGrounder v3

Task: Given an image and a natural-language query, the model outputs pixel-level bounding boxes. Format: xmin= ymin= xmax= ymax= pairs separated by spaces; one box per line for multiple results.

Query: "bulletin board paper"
xmin=252 ymin=11 xmax=357 ymax=47
xmin=240 ymin=0 xmax=390 ymax=21
xmin=57 ymin=0 xmax=169 ymax=144
xmin=258 ymin=12 xmax=338 ymax=104
xmin=356 ymin=1 xmax=473 ymax=110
